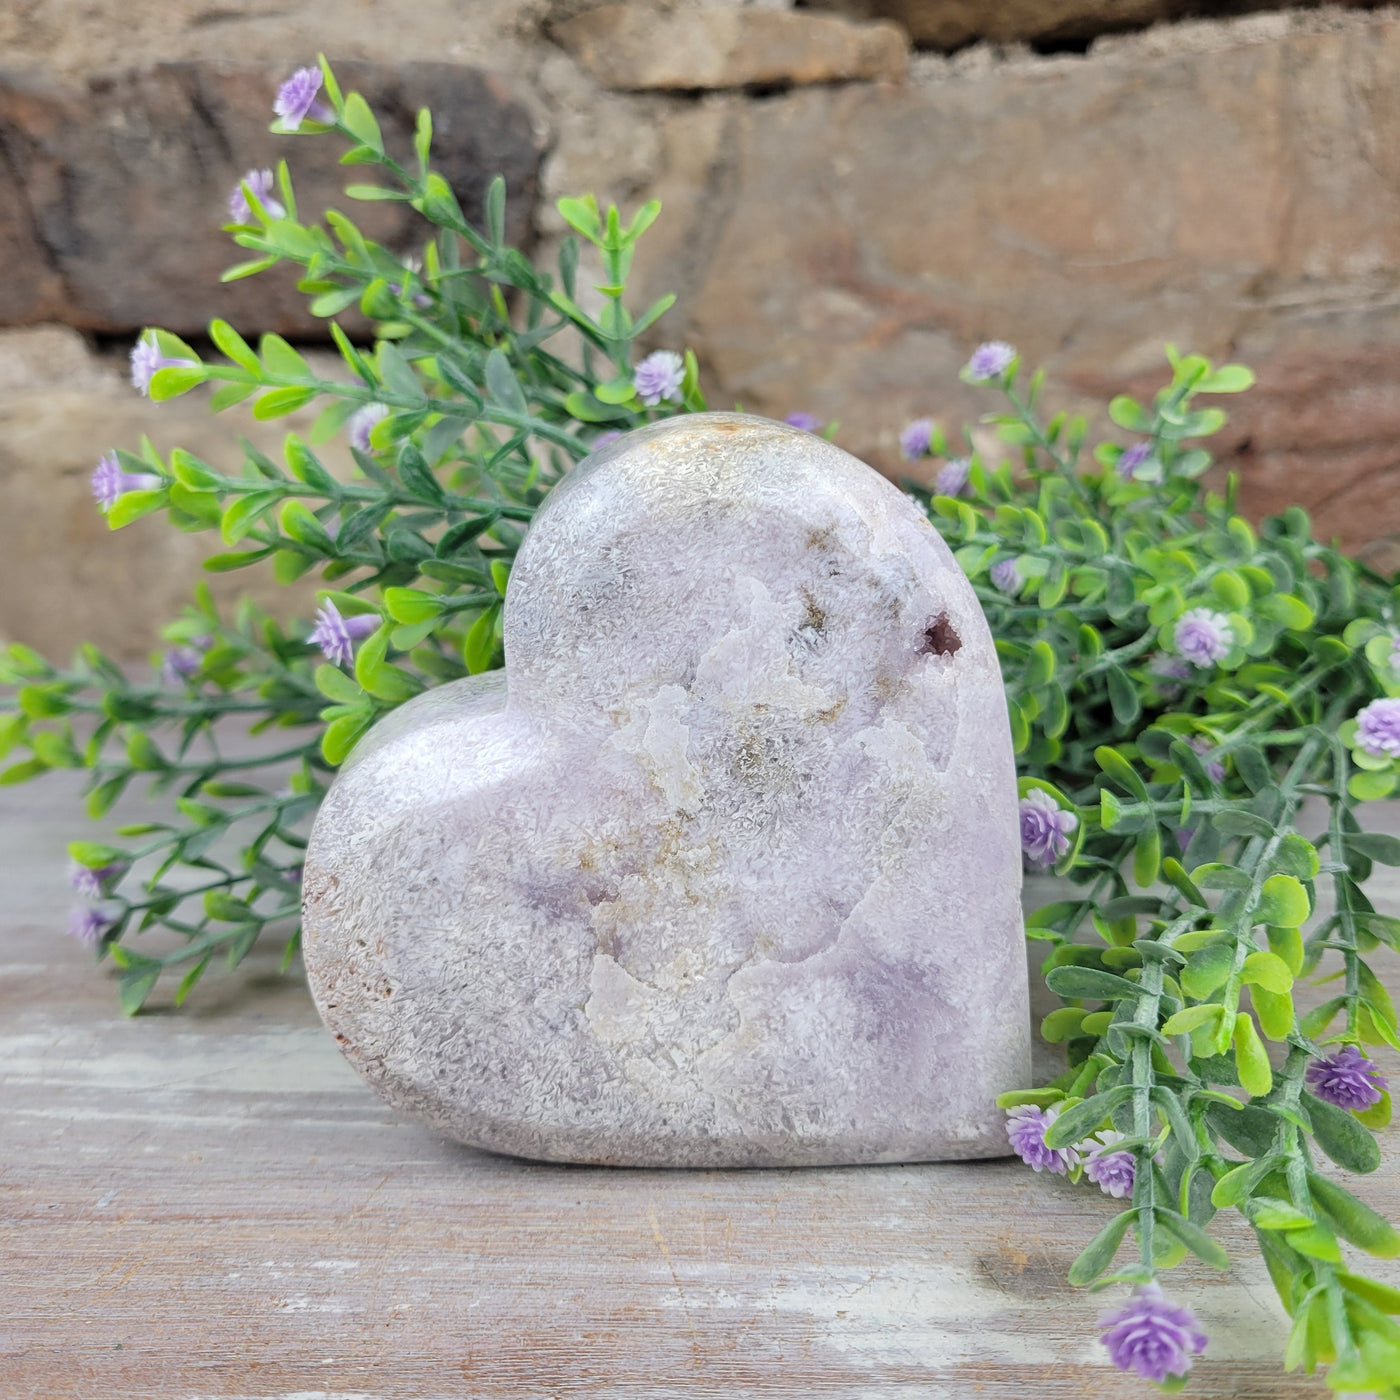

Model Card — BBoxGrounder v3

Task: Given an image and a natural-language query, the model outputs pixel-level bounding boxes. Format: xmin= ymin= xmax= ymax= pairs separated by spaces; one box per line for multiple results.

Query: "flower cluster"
xmin=1018 ymin=788 xmax=1078 ymax=870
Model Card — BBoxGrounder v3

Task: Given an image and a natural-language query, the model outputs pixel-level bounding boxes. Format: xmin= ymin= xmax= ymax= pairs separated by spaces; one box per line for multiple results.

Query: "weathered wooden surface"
xmin=2 ymin=771 xmax=1397 ymax=1398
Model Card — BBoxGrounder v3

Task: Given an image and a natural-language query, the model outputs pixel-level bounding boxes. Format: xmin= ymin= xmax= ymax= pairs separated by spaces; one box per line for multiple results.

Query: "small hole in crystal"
xmin=920 ymin=612 xmax=961 ymax=657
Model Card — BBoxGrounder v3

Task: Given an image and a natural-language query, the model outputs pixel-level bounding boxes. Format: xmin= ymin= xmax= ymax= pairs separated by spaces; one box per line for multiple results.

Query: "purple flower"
xmin=347 ymin=402 xmax=390 ymax=454
xmin=1150 ymin=653 xmax=1193 ymax=684
xmin=784 ymin=412 xmax=823 ymax=432
xmin=1099 ymin=1284 xmax=1208 ymax=1384
xmin=991 ymin=559 xmax=1021 ymax=595
xmin=633 ymin=350 xmax=685 ymax=407
xmin=966 ymin=341 xmax=1016 ymax=382
xmin=898 ymin=418 xmax=934 ymax=461
xmin=1019 ymin=788 xmax=1079 ymax=870
xmin=1188 ymin=735 xmax=1226 ymax=784
xmin=1116 ymin=441 xmax=1153 ymax=481
xmin=227 ymin=168 xmax=285 ymax=225
xmin=1174 ymin=608 xmax=1232 ymax=669
xmin=310 ymin=601 xmax=379 ymax=668
xmin=591 ymin=429 xmax=623 ymax=451
xmin=69 ymin=861 xmax=125 ymax=899
xmin=1083 ymin=1130 xmax=1136 ymax=1199
xmin=1005 ymin=1104 xmax=1081 ymax=1174
xmin=91 ymin=452 xmax=160 ymax=512
xmin=67 ymin=905 xmax=111 ymax=949
xmin=274 ymin=66 xmax=331 ymax=130
xmin=1355 ymin=697 xmax=1400 ymax=759
xmin=934 ymin=457 xmax=971 ymax=498
xmin=161 ymin=634 xmax=212 ymax=688
xmin=129 ymin=336 xmax=195 ymax=397
xmin=1306 ymin=1044 xmax=1388 ymax=1111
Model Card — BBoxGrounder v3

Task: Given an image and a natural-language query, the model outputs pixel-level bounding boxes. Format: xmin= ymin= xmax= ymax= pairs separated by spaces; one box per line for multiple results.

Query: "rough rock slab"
xmin=303 ymin=414 xmax=1027 ymax=1167
xmin=806 ymin=0 xmax=1381 ymax=51
xmin=553 ymin=5 xmax=909 ymax=90
xmin=639 ymin=10 xmax=1400 ymax=554
xmin=0 ymin=61 xmax=542 ymax=337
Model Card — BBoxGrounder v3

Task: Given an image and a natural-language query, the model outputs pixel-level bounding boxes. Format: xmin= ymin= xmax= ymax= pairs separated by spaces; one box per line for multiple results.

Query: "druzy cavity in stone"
xmin=303 ymin=413 xmax=1029 ymax=1167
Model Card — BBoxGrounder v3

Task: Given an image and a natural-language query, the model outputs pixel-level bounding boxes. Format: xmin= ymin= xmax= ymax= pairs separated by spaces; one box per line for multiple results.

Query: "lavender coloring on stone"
xmin=1174 ymin=608 xmax=1232 ymax=669
xmin=1019 ymin=787 xmax=1078 ymax=870
xmin=784 ymin=413 xmax=822 ymax=432
xmin=1005 ymin=1104 xmax=1080 ymax=1174
xmin=310 ymin=601 xmax=379 ymax=668
xmin=1306 ymin=1044 xmax=1388 ymax=1111
xmin=1099 ymin=1284 xmax=1208 ymax=1383
xmin=591 ymin=430 xmax=623 ymax=450
xmin=966 ymin=341 xmax=1016 ymax=382
xmin=632 ymin=350 xmax=685 ymax=407
xmin=302 ymin=414 xmax=1029 ymax=1167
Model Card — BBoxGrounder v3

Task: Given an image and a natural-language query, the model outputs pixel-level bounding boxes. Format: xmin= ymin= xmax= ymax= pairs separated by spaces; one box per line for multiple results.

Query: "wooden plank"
xmin=1 ymin=772 xmax=1396 ymax=1397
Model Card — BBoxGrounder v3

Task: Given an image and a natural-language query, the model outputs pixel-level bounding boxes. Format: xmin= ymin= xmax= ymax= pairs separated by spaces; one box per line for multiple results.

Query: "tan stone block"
xmin=654 ymin=10 xmax=1400 ymax=552
xmin=553 ymin=5 xmax=908 ymax=90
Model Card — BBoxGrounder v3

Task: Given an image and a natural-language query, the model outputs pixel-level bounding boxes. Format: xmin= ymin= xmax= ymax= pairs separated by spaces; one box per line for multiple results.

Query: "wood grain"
xmin=1 ymin=771 xmax=1397 ymax=1398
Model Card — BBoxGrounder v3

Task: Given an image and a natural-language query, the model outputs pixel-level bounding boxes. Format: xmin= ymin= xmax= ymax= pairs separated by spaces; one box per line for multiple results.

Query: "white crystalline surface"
xmin=302 ymin=414 xmax=1029 ymax=1167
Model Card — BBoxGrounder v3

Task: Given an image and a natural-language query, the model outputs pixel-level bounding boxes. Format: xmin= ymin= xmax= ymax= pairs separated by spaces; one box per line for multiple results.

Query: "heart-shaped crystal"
xmin=303 ymin=414 xmax=1028 ymax=1166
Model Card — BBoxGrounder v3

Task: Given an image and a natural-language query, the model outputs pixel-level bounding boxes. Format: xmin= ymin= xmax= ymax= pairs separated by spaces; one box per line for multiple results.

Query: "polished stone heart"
xmin=303 ymin=413 xmax=1028 ymax=1166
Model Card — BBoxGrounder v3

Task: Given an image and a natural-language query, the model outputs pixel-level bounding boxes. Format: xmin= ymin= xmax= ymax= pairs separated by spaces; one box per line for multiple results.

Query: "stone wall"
xmin=3 ymin=0 xmax=1399 ymax=657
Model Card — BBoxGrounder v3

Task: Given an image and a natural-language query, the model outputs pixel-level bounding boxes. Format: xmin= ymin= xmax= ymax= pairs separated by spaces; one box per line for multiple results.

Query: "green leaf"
xmin=1180 ymin=943 xmax=1233 ymax=999
xmin=1211 ymin=1155 xmax=1277 ymax=1209
xmin=1213 ymin=809 xmax=1276 ymax=839
xmin=1304 ymin=1091 xmax=1382 ymax=1174
xmin=1155 ymin=1208 xmax=1229 ymax=1269
xmin=1109 ymin=396 xmax=1151 ymax=432
xmin=1067 ymin=1209 xmax=1137 ymax=1285
xmin=1042 ymin=1087 xmax=1134 ymax=1148
xmin=1241 ymin=950 xmax=1293 ymax=994
xmin=322 ymin=710 xmax=372 ymax=766
xmin=105 ymin=489 xmax=166 ymax=529
xmin=253 ymin=386 xmax=316 ymax=419
xmin=314 ymin=664 xmax=364 ymax=703
xmin=1350 ymin=768 xmax=1398 ymax=802
xmin=1044 ymin=966 xmax=1141 ymax=1002
xmin=1132 ymin=824 xmax=1161 ymax=888
xmin=1338 ymin=1271 xmax=1400 ymax=1314
xmin=1245 ymin=1197 xmax=1314 ymax=1231
xmin=278 ymin=499 xmax=335 ymax=551
xmin=484 ymin=348 xmax=528 ymax=416
xmin=1285 ymin=1223 xmax=1342 ymax=1263
xmin=1257 ymin=874 xmax=1309 ymax=929
xmin=1095 ymin=746 xmax=1149 ymax=800
xmin=68 ymin=841 xmax=126 ymax=868
xmin=259 ymin=333 xmax=311 ymax=379
xmin=1273 ymin=833 xmax=1321 ymax=881
xmin=1347 ymin=831 xmax=1400 ymax=866
xmin=1250 ymin=983 xmax=1295 ymax=1041
xmin=1232 ymin=1012 xmax=1272 ymax=1097
xmin=1197 ymin=364 xmax=1255 ymax=393
xmin=148 ymin=365 xmax=207 ymax=400
xmin=1309 ymin=1172 xmax=1400 ymax=1258
xmin=463 ymin=605 xmax=499 ymax=674
xmin=341 ymin=91 xmax=383 ymax=151
xmin=1162 ymin=1003 xmax=1224 ymax=1037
